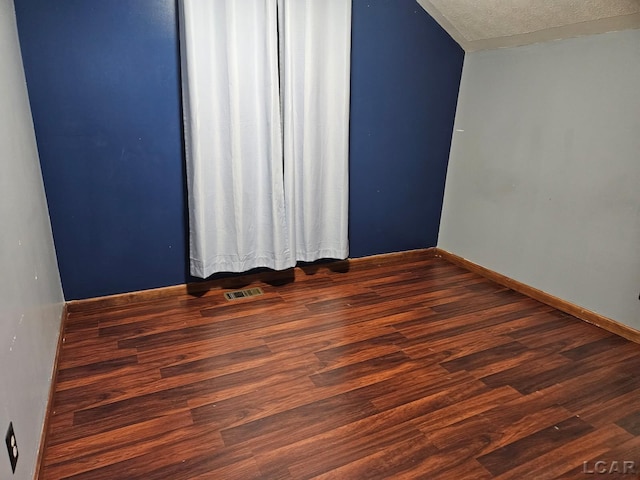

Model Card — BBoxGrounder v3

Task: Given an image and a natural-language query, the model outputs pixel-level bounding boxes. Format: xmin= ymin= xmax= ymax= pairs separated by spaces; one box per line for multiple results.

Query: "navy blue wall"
xmin=349 ymin=0 xmax=463 ymax=257
xmin=15 ymin=0 xmax=463 ymax=300
xmin=15 ymin=0 xmax=187 ymax=300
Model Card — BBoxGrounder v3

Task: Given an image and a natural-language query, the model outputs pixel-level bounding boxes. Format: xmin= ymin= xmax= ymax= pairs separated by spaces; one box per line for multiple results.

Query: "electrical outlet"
xmin=5 ymin=422 xmax=18 ymax=474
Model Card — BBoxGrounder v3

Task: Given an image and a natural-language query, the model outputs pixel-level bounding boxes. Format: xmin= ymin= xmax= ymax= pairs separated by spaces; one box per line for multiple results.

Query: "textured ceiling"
xmin=417 ymin=0 xmax=640 ymax=51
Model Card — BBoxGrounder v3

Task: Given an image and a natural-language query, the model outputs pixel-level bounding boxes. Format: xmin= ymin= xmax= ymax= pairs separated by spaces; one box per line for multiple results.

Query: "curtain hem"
xmin=191 ymin=255 xmax=296 ymax=279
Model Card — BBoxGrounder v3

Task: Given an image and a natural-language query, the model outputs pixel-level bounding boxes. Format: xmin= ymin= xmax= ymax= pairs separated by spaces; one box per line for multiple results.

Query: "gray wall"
xmin=0 ymin=1 xmax=64 ymax=478
xmin=439 ymin=29 xmax=640 ymax=330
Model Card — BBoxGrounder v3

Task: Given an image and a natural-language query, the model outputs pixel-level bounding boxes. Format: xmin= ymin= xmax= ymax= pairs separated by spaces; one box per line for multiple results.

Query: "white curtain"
xmin=179 ymin=0 xmax=352 ymax=278
xmin=280 ymin=0 xmax=352 ymax=263
xmin=179 ymin=0 xmax=292 ymax=277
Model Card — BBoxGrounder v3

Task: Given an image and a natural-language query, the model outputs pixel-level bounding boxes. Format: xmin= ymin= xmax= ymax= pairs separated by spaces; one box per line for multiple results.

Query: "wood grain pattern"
xmin=39 ymin=254 xmax=640 ymax=479
xmin=65 ymin=249 xmax=437 ymax=313
xmin=435 ymin=248 xmax=640 ymax=344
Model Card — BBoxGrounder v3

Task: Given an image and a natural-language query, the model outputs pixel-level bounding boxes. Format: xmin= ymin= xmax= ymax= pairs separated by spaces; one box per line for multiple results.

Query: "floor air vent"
xmin=224 ymin=287 xmax=264 ymax=301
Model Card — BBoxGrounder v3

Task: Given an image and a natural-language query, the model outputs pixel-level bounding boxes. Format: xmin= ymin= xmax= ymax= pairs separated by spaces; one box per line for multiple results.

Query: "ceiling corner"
xmin=415 ymin=0 xmax=471 ymax=51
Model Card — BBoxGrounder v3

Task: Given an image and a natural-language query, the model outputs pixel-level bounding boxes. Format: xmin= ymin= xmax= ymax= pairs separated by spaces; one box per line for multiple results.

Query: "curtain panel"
xmin=179 ymin=0 xmax=351 ymax=278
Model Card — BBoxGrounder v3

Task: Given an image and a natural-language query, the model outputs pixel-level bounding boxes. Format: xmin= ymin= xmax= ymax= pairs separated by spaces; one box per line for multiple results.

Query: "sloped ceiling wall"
xmin=417 ymin=0 xmax=640 ymax=50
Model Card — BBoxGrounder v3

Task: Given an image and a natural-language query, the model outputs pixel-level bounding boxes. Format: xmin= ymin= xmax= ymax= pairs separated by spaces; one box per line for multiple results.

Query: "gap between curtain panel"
xmin=179 ymin=0 xmax=352 ymax=278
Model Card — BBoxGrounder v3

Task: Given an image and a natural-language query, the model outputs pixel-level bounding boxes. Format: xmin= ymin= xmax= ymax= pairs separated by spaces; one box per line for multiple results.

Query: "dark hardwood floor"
xmin=40 ymin=253 xmax=640 ymax=479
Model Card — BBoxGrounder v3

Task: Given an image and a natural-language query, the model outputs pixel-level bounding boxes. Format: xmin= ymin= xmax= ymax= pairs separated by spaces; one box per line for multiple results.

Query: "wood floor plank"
xmin=43 ymin=410 xmax=194 ymax=466
xmin=306 ymin=432 xmax=439 ymax=480
xmin=576 ymin=388 xmax=640 ymax=428
xmin=481 ymin=354 xmax=602 ymax=395
xmin=51 ymin=428 xmax=246 ymax=480
xmin=39 ymin=255 xmax=640 ymax=479
xmin=309 ymin=351 xmax=411 ymax=387
xmin=568 ymin=434 xmax=640 ymax=478
xmin=313 ymin=331 xmax=406 ymax=365
xmin=509 ymin=321 xmax=610 ymax=351
xmin=615 ymin=410 xmax=640 ymax=436
xmin=492 ymin=424 xmax=634 ymax=480
xmin=557 ymin=370 xmax=640 ymax=414
xmin=220 ymin=390 xmax=379 ymax=449
xmin=189 ymin=375 xmax=319 ymax=429
xmin=397 ymin=302 xmax=548 ymax=342
xmin=135 ymin=331 xmax=269 ymax=366
xmin=56 ymin=339 xmax=138 ymax=370
xmin=440 ymin=340 xmax=530 ymax=373
xmin=254 ymin=405 xmax=432 ymax=478
xmin=401 ymin=328 xmax=517 ymax=363
xmin=412 ymin=385 xmax=522 ymax=436
xmin=260 ymin=304 xmax=421 ymax=350
xmin=55 ymin=354 xmax=139 ymax=384
xmin=427 ymin=403 xmax=574 ymax=456
xmin=43 ymin=416 xmax=209 ymax=479
xmin=561 ymin=334 xmax=631 ymax=361
xmin=476 ymin=416 xmax=595 ymax=476
xmin=159 ymin=345 xmax=273 ymax=379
